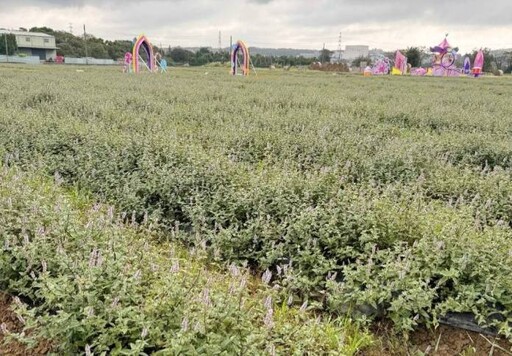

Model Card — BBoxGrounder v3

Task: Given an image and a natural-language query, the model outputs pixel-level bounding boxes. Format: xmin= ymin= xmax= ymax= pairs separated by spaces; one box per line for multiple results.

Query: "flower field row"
xmin=1 ymin=65 xmax=511 ymax=339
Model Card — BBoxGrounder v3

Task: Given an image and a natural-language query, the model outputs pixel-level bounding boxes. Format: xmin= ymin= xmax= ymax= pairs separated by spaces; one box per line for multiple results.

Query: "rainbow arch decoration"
xmin=231 ymin=40 xmax=250 ymax=76
xmin=132 ymin=35 xmax=156 ymax=73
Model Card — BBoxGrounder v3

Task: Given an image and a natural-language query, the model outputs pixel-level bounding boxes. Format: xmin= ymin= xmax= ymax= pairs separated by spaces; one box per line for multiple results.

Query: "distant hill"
xmin=183 ymin=46 xmax=319 ymax=58
xmin=490 ymin=48 xmax=512 ymax=56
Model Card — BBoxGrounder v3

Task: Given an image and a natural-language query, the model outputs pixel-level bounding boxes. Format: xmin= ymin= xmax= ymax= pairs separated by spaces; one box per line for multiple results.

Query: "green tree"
xmin=319 ymin=49 xmax=333 ymax=63
xmin=351 ymin=56 xmax=372 ymax=67
xmin=105 ymin=40 xmax=133 ymax=61
xmin=169 ymin=47 xmax=194 ymax=64
xmin=0 ymin=34 xmax=17 ymax=55
xmin=405 ymin=47 xmax=422 ymax=67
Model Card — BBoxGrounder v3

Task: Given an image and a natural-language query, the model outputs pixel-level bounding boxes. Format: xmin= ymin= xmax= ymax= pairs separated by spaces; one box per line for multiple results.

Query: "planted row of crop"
xmin=1 ymin=65 xmax=511 ymax=337
xmin=0 ymin=167 xmax=373 ymax=354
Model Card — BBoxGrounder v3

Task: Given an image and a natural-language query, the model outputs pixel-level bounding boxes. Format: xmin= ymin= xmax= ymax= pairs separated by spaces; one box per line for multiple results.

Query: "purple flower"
xmin=263 ymin=308 xmax=274 ymax=329
xmin=141 ymin=327 xmax=148 ymax=338
xmin=229 ymin=264 xmax=240 ymax=277
xmin=287 ymin=295 xmax=294 ymax=306
xmin=181 ymin=317 xmax=189 ymax=332
xmin=0 ymin=323 xmax=8 ymax=334
xmin=261 ymin=269 xmax=272 ymax=285
xmin=13 ymin=297 xmax=22 ymax=306
xmin=299 ymin=301 xmax=308 ymax=313
xmin=201 ymin=288 xmax=211 ymax=306
xmin=16 ymin=315 xmax=25 ymax=324
xmin=170 ymin=260 xmax=180 ymax=273
xmin=111 ymin=297 xmax=119 ymax=308
xmin=239 ymin=276 xmax=248 ymax=290
xmin=89 ymin=248 xmax=98 ymax=268
xmin=107 ymin=206 xmax=114 ymax=220
xmin=264 ymin=296 xmax=272 ymax=310
xmin=87 ymin=307 xmax=95 ymax=317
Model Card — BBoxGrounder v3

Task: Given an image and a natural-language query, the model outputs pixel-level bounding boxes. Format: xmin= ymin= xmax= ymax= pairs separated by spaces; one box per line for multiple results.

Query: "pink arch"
xmin=132 ymin=35 xmax=155 ymax=73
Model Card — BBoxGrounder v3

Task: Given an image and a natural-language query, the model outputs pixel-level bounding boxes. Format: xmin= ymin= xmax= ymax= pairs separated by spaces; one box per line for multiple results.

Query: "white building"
xmin=0 ymin=29 xmax=57 ymax=60
xmin=343 ymin=45 xmax=369 ymax=61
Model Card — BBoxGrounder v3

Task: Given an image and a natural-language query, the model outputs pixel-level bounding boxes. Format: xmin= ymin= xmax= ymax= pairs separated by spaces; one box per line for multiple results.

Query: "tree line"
xmin=3 ymin=27 xmax=317 ymax=67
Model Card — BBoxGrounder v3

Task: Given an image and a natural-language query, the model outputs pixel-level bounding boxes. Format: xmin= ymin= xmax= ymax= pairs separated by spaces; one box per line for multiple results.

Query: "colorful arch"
xmin=231 ymin=40 xmax=250 ymax=76
xmin=132 ymin=35 xmax=156 ymax=73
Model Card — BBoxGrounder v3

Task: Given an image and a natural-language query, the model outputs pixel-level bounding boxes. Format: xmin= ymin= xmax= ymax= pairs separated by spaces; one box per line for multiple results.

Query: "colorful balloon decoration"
xmin=392 ymin=50 xmax=407 ymax=75
xmin=410 ymin=67 xmax=427 ymax=76
xmin=231 ymin=40 xmax=250 ymax=76
xmin=155 ymin=52 xmax=168 ymax=73
xmin=472 ymin=50 xmax=484 ymax=77
xmin=123 ymin=52 xmax=133 ymax=73
xmin=430 ymin=36 xmax=460 ymax=77
xmin=160 ymin=58 xmax=168 ymax=73
xmin=463 ymin=57 xmax=471 ymax=75
xmin=131 ymin=35 xmax=156 ymax=73
xmin=371 ymin=56 xmax=391 ymax=75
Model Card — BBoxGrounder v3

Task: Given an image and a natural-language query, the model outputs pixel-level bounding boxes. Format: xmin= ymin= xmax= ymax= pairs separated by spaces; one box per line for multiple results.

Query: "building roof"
xmin=0 ymin=29 xmax=54 ymax=38
xmin=0 ymin=29 xmax=57 ymax=49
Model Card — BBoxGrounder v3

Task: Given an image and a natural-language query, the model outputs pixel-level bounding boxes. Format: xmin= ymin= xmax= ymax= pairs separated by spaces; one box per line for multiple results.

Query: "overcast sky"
xmin=1 ymin=0 xmax=511 ymax=52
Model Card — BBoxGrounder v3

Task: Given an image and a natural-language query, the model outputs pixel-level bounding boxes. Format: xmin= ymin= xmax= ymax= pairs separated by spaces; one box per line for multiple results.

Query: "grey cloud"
xmin=0 ymin=0 xmax=510 ymax=51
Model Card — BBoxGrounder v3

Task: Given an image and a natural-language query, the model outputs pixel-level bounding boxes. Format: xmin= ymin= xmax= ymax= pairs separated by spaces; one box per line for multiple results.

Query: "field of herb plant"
xmin=1 ymin=64 xmax=512 ymax=352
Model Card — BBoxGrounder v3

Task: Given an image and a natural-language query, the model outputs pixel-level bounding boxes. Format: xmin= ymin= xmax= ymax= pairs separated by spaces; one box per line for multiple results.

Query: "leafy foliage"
xmin=29 ymin=27 xmax=138 ymax=60
xmin=0 ymin=34 xmax=17 ymax=55
xmin=0 ymin=65 xmax=512 ymax=339
xmin=0 ymin=168 xmax=372 ymax=354
xmin=351 ymin=56 xmax=372 ymax=67
xmin=404 ymin=47 xmax=422 ymax=67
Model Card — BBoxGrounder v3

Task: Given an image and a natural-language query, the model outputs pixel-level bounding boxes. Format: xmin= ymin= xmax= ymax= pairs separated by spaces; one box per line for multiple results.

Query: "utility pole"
xmin=83 ymin=24 xmax=88 ymax=65
xmin=218 ymin=31 xmax=222 ymax=52
xmin=4 ymin=34 xmax=8 ymax=62
xmin=338 ymin=32 xmax=342 ymax=62
xmin=69 ymin=23 xmax=73 ymax=34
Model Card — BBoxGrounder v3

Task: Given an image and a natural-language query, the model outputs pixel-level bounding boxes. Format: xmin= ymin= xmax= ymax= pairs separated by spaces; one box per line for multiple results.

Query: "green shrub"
xmin=0 ymin=167 xmax=372 ymax=354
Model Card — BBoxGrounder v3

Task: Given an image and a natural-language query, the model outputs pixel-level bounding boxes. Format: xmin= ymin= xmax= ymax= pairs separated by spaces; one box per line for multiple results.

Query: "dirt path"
xmin=364 ymin=322 xmax=512 ymax=356
xmin=0 ymin=293 xmax=52 ymax=356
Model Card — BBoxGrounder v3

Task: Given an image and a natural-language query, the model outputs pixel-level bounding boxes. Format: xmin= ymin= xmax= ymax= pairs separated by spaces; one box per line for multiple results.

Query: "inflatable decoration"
xmin=155 ymin=52 xmax=167 ymax=73
xmin=371 ymin=56 xmax=391 ymax=75
xmin=472 ymin=50 xmax=484 ymax=77
xmin=463 ymin=57 xmax=471 ymax=75
xmin=364 ymin=66 xmax=373 ymax=77
xmin=411 ymin=67 xmax=427 ymax=76
xmin=231 ymin=40 xmax=250 ymax=76
xmin=160 ymin=58 xmax=168 ymax=73
xmin=132 ymin=35 xmax=156 ymax=73
xmin=392 ymin=50 xmax=407 ymax=75
xmin=430 ymin=35 xmax=459 ymax=77
xmin=123 ymin=52 xmax=133 ymax=73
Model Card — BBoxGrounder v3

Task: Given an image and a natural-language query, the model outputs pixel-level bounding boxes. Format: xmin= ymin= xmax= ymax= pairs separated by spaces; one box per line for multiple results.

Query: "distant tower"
xmin=218 ymin=31 xmax=222 ymax=52
xmin=69 ymin=23 xmax=73 ymax=34
xmin=337 ymin=32 xmax=342 ymax=62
